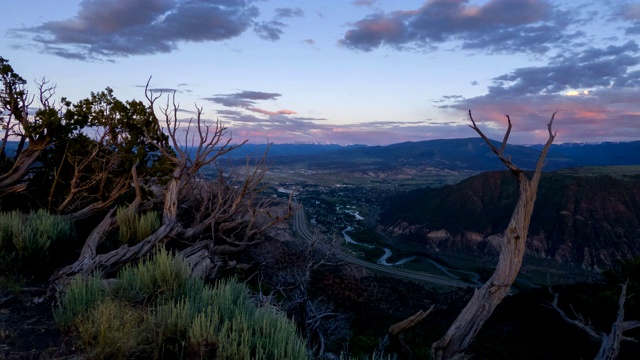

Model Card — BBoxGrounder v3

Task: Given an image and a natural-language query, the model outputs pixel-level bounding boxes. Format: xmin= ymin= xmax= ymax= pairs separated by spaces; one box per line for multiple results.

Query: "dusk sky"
xmin=2 ymin=0 xmax=640 ymax=145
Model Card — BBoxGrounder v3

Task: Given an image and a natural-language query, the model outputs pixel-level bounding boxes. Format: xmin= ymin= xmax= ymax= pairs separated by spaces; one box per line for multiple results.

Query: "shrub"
xmin=151 ymin=277 xmax=308 ymax=359
xmin=75 ymin=299 xmax=148 ymax=359
xmin=0 ymin=209 xmax=75 ymax=278
xmin=54 ymin=275 xmax=107 ymax=328
xmin=112 ymin=247 xmax=191 ymax=303
xmin=116 ymin=207 xmax=160 ymax=245
xmin=56 ymin=249 xmax=308 ymax=359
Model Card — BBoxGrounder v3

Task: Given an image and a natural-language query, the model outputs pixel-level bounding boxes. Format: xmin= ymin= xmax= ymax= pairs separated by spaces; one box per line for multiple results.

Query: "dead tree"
xmin=431 ymin=110 xmax=556 ymax=360
xmin=49 ymin=84 xmax=290 ymax=293
xmin=550 ymin=281 xmax=640 ymax=360
xmin=0 ymin=72 xmax=56 ymax=197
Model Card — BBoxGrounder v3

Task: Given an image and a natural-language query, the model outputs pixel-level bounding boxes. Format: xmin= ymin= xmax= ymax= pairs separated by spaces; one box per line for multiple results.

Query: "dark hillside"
xmin=380 ymin=166 xmax=640 ymax=270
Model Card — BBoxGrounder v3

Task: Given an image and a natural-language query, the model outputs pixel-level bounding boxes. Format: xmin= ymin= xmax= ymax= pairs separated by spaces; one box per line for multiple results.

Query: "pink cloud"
xmin=247 ymin=107 xmax=297 ymax=116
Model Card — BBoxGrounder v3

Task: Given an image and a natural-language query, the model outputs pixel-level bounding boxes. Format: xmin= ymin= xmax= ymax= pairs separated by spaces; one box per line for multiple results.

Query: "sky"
xmin=1 ymin=0 xmax=639 ymax=145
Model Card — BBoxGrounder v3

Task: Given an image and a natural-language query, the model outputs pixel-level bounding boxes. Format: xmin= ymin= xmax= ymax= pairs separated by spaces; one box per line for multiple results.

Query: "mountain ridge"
xmin=232 ymin=139 xmax=640 ymax=172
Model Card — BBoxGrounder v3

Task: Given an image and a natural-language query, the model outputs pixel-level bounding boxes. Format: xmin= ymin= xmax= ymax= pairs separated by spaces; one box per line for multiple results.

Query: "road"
xmin=291 ymin=205 xmax=474 ymax=288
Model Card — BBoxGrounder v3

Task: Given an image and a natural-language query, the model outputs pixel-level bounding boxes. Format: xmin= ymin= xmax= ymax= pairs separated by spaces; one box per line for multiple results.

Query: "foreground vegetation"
xmin=55 ymin=249 xmax=307 ymax=359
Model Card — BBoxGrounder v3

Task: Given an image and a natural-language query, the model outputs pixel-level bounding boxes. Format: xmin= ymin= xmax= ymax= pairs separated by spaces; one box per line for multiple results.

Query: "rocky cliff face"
xmin=380 ymin=167 xmax=640 ymax=271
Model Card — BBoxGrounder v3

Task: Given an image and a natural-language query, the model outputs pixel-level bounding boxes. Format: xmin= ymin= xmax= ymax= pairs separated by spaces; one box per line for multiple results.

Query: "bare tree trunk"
xmin=431 ymin=111 xmax=556 ymax=360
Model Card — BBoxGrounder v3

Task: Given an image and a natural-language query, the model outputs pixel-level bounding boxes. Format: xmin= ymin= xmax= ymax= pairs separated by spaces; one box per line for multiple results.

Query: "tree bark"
xmin=431 ymin=111 xmax=556 ymax=359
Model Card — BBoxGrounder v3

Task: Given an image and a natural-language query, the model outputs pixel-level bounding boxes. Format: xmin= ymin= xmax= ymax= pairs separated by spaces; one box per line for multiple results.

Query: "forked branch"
xmin=549 ymin=281 xmax=640 ymax=360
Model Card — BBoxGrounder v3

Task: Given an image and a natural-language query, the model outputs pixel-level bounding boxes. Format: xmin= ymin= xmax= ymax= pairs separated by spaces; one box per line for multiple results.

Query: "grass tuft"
xmin=116 ymin=207 xmax=160 ymax=245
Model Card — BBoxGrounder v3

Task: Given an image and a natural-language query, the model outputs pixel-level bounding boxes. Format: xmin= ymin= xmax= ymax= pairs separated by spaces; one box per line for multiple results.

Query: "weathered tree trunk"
xmin=431 ymin=111 xmax=556 ymax=359
xmin=0 ymin=138 xmax=48 ymax=196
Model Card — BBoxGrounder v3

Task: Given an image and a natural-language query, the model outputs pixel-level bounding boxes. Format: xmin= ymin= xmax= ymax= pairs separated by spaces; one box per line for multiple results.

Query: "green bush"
xmin=54 ymin=275 xmax=107 ymax=328
xmin=116 ymin=207 xmax=160 ymax=245
xmin=112 ymin=247 xmax=191 ymax=303
xmin=0 ymin=209 xmax=75 ymax=278
xmin=56 ymin=249 xmax=308 ymax=359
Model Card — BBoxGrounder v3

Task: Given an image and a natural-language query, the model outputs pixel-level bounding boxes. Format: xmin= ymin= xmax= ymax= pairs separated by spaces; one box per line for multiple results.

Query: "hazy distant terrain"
xmin=233 ymin=138 xmax=640 ymax=172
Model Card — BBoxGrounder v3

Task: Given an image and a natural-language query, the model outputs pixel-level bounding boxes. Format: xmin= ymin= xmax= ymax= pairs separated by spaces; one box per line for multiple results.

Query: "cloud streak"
xmin=206 ymin=90 xmax=297 ymax=118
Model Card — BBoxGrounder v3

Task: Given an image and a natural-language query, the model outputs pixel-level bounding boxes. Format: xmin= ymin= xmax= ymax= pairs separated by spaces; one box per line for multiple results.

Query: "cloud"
xmin=488 ymin=41 xmax=640 ymax=96
xmin=254 ymin=20 xmax=286 ymax=41
xmin=438 ymin=40 xmax=640 ymax=143
xmin=227 ymin=116 xmax=475 ymax=145
xmin=205 ymin=89 xmax=297 ymax=118
xmin=614 ymin=3 xmax=640 ymax=34
xmin=205 ymin=90 xmax=281 ymax=107
xmin=253 ymin=7 xmax=304 ymax=41
xmin=216 ymin=109 xmax=245 ymax=116
xmin=353 ymin=0 xmax=376 ymax=6
xmin=19 ymin=0 xmax=262 ymax=59
xmin=616 ymin=3 xmax=640 ymax=20
xmin=340 ymin=0 xmax=580 ymax=54
xmin=274 ymin=8 xmax=304 ymax=18
xmin=247 ymin=108 xmax=297 ymax=116
xmin=214 ymin=104 xmax=470 ymax=145
xmin=138 ymin=87 xmax=181 ymax=94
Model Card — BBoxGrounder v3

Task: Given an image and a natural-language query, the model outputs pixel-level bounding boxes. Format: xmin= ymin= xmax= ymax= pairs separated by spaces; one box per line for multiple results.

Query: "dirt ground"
xmin=0 ymin=285 xmax=77 ymax=360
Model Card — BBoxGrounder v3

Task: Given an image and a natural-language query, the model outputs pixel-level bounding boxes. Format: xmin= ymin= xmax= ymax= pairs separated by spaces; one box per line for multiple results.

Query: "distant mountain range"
xmin=233 ymin=139 xmax=640 ymax=171
xmin=6 ymin=138 xmax=637 ymax=172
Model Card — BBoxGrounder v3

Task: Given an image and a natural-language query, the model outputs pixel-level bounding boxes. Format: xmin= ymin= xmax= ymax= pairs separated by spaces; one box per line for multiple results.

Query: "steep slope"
xmin=380 ymin=167 xmax=640 ymax=270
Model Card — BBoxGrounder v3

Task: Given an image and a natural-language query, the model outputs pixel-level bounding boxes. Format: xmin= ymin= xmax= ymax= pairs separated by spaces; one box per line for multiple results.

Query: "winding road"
xmin=292 ymin=205 xmax=474 ymax=288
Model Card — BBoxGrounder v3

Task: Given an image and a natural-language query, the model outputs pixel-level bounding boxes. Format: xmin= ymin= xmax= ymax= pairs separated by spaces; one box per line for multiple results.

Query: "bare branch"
xmin=548 ymin=289 xmax=602 ymax=340
xmin=500 ymin=115 xmax=512 ymax=155
xmin=467 ymin=110 xmax=520 ymax=176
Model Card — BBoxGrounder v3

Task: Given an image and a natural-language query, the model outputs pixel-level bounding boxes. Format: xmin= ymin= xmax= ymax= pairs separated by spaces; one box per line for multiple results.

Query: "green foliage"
xmin=112 ymin=247 xmax=191 ymax=303
xmin=0 ymin=56 xmax=27 ymax=123
xmin=54 ymin=275 xmax=107 ymax=328
xmin=0 ymin=209 xmax=75 ymax=278
xmin=57 ymin=250 xmax=308 ymax=359
xmin=21 ymin=85 xmax=174 ymax=212
xmin=116 ymin=207 xmax=161 ymax=245
xmin=151 ymin=276 xmax=307 ymax=359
